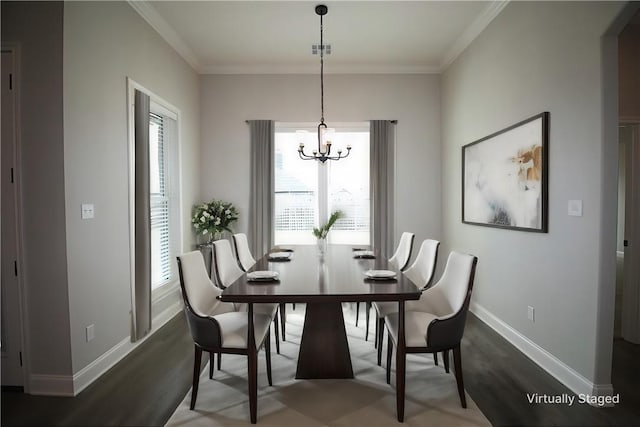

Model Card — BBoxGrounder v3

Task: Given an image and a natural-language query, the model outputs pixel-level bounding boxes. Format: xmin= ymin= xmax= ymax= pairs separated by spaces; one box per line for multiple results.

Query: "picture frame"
xmin=462 ymin=112 xmax=549 ymax=232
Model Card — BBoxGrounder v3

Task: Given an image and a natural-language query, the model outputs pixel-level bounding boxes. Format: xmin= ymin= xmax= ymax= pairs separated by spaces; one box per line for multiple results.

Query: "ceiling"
xmin=130 ymin=1 xmax=509 ymax=74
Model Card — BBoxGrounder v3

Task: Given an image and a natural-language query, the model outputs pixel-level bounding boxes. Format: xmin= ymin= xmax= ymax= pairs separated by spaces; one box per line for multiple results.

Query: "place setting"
xmin=353 ymin=248 xmax=376 ymax=259
xmin=246 ymin=270 xmax=280 ymax=283
xmin=363 ymin=269 xmax=397 ymax=282
xmin=268 ymin=251 xmax=293 ymax=261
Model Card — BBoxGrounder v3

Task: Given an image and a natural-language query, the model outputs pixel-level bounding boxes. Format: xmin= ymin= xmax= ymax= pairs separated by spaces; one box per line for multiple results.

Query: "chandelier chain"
xmin=320 ymin=12 xmax=324 ymax=124
xmin=298 ymin=4 xmax=351 ymax=163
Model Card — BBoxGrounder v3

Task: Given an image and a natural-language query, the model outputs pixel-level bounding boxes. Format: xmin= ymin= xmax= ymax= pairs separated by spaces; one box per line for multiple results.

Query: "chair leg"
xmin=265 ymin=328 xmax=273 ymax=386
xmin=355 ymin=302 xmax=360 ymax=326
xmin=453 ymin=345 xmax=467 ymax=408
xmin=209 ymin=352 xmax=214 ymax=379
xmin=434 ymin=352 xmax=439 ymax=366
xmin=273 ymin=312 xmax=281 ymax=354
xmin=377 ymin=317 xmax=385 ymax=366
xmin=443 ymin=350 xmax=450 ymax=373
xmin=365 ymin=302 xmax=371 ymax=341
xmin=218 ymin=353 xmax=222 ymax=371
xmin=374 ymin=312 xmax=378 ymax=349
xmin=248 ymin=347 xmax=258 ymax=423
xmin=386 ymin=337 xmax=393 ymax=384
xmin=279 ymin=303 xmax=286 ymax=341
xmin=190 ymin=346 xmax=202 ymax=410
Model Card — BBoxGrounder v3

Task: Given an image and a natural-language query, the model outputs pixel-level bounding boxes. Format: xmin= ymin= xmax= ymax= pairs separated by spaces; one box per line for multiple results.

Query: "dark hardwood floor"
xmin=2 ymin=311 xmax=639 ymax=426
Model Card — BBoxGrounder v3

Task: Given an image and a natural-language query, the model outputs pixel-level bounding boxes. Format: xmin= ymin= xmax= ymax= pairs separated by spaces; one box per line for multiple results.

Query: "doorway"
xmin=616 ymin=124 xmax=640 ymax=343
xmin=615 ymin=6 xmax=640 ymax=345
xmin=1 ymin=46 xmax=25 ymax=387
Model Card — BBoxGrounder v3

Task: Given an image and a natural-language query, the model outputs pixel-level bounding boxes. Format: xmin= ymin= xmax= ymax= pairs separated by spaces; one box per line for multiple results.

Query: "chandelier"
xmin=298 ymin=4 xmax=351 ymax=163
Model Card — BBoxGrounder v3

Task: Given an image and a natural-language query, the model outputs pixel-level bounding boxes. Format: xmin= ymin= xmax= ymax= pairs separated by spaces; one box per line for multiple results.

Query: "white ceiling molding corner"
xmin=439 ymin=0 xmax=510 ymax=72
xmin=127 ymin=0 xmax=202 ymax=73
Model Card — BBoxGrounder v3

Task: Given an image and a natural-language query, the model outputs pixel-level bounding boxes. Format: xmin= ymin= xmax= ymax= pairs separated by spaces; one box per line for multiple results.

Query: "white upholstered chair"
xmin=372 ymin=239 xmax=440 ymax=365
xmin=360 ymin=232 xmax=415 ymax=341
xmin=232 ymin=233 xmax=256 ymax=272
xmin=384 ymin=251 xmax=478 ymax=415
xmin=388 ymin=232 xmax=416 ymax=271
xmin=232 ymin=233 xmax=288 ymax=345
xmin=212 ymin=239 xmax=281 ymax=354
xmin=177 ymin=251 xmax=273 ymax=423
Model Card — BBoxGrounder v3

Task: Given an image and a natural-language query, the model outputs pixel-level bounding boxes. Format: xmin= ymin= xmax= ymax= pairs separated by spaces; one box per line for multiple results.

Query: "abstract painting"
xmin=462 ymin=112 xmax=549 ymax=232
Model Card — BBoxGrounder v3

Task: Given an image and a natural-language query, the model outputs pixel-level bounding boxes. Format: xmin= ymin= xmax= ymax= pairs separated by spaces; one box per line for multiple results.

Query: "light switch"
xmin=568 ymin=200 xmax=583 ymax=217
xmin=86 ymin=324 xmax=95 ymax=342
xmin=81 ymin=203 xmax=95 ymax=219
xmin=527 ymin=306 xmax=535 ymax=322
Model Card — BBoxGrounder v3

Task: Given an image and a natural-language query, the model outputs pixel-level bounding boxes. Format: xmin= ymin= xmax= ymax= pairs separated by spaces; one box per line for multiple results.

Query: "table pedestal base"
xmin=295 ymin=302 xmax=354 ymax=379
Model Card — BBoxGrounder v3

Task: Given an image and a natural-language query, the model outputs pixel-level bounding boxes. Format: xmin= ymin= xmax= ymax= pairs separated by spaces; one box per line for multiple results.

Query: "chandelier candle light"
xmin=298 ymin=4 xmax=351 ymax=163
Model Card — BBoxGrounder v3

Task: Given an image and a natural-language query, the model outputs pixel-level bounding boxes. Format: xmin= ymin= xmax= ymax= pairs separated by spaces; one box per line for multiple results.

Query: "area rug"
xmin=166 ymin=304 xmax=491 ymax=426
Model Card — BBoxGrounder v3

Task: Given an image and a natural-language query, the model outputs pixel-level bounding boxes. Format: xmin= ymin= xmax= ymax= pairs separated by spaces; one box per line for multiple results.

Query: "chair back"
xmin=177 ymin=251 xmax=234 ymax=318
xmin=425 ymin=251 xmax=478 ymax=348
xmin=212 ymin=239 xmax=245 ymax=288
xmin=389 ymin=232 xmax=415 ymax=271
xmin=233 ymin=233 xmax=256 ymax=272
xmin=403 ymin=239 xmax=440 ymax=289
xmin=436 ymin=252 xmax=477 ymax=315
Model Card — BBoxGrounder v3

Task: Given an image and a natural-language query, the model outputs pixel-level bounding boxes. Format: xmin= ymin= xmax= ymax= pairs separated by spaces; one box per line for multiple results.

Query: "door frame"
xmin=620 ymin=121 xmax=640 ymax=343
xmin=1 ymin=42 xmax=30 ymax=391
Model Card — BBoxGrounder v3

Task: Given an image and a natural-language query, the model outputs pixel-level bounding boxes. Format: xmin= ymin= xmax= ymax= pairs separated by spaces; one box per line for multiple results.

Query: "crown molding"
xmin=129 ymin=0 xmax=506 ymax=76
xmin=127 ymin=0 xmax=202 ymax=72
xmin=439 ymin=0 xmax=509 ymax=72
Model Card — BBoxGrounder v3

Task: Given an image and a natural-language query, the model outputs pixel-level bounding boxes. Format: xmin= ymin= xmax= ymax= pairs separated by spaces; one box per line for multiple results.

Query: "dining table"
xmin=219 ymin=244 xmax=421 ymax=422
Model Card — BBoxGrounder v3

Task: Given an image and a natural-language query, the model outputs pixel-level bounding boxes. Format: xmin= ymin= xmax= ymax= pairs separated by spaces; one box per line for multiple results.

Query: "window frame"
xmin=127 ymin=78 xmax=183 ymax=303
xmin=274 ymin=121 xmax=370 ymax=245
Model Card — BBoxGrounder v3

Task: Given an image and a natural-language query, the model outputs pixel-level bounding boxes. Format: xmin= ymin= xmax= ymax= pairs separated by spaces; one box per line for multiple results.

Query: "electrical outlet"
xmin=527 ymin=306 xmax=535 ymax=322
xmin=568 ymin=200 xmax=583 ymax=217
xmin=86 ymin=324 xmax=95 ymax=342
xmin=81 ymin=203 xmax=95 ymax=219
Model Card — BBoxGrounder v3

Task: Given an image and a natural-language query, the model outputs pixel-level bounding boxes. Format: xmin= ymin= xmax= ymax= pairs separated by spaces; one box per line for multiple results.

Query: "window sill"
xmin=152 ymin=279 xmax=179 ymax=303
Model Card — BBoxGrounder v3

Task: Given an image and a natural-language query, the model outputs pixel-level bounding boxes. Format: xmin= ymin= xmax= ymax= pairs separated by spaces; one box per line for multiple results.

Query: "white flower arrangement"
xmin=191 ymin=199 xmax=239 ymax=240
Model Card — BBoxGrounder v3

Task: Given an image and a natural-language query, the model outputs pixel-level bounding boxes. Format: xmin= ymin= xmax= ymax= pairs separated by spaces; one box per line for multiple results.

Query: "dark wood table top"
xmin=220 ymin=244 xmax=421 ymax=304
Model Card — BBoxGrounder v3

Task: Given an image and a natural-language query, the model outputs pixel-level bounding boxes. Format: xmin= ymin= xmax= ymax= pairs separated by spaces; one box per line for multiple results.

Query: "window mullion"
xmin=318 ymin=163 xmax=329 ymax=228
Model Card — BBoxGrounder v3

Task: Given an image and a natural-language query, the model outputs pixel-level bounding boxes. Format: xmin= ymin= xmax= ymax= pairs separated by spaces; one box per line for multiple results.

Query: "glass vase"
xmin=317 ymin=238 xmax=327 ymax=256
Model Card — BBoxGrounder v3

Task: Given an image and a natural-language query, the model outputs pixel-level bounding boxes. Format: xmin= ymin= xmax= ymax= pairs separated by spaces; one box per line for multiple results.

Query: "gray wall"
xmin=2 ymin=0 xmax=201 ymax=390
xmin=199 ymin=74 xmax=442 ymax=251
xmin=441 ymin=1 xmax=623 ymax=386
xmin=63 ymin=1 xmax=200 ymax=373
xmin=1 ymin=1 xmax=73 ymax=378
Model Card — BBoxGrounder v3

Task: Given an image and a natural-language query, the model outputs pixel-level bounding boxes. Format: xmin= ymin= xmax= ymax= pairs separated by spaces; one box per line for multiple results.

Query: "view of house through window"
xmin=274 ymin=123 xmax=370 ymax=245
xmin=149 ymin=104 xmax=180 ymax=290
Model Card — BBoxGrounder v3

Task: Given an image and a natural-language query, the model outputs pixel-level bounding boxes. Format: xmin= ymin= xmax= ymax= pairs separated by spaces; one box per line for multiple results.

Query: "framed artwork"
xmin=462 ymin=112 xmax=549 ymax=232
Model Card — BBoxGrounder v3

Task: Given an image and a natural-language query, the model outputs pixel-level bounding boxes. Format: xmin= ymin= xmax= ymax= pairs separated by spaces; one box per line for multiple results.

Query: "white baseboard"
xmin=470 ymin=302 xmax=613 ymax=399
xmin=71 ymin=300 xmax=182 ymax=395
xmin=28 ymin=374 xmax=75 ymax=396
xmin=28 ymin=300 xmax=182 ymax=397
xmin=72 ymin=334 xmax=133 ymax=395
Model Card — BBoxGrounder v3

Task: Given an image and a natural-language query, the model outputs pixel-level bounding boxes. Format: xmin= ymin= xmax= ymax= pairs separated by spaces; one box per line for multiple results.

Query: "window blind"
xmin=149 ymin=112 xmax=171 ymax=288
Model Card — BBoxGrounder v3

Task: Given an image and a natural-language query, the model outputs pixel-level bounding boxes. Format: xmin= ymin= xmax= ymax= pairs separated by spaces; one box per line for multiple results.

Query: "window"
xmin=274 ymin=123 xmax=369 ymax=245
xmin=149 ymin=102 xmax=180 ymax=290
